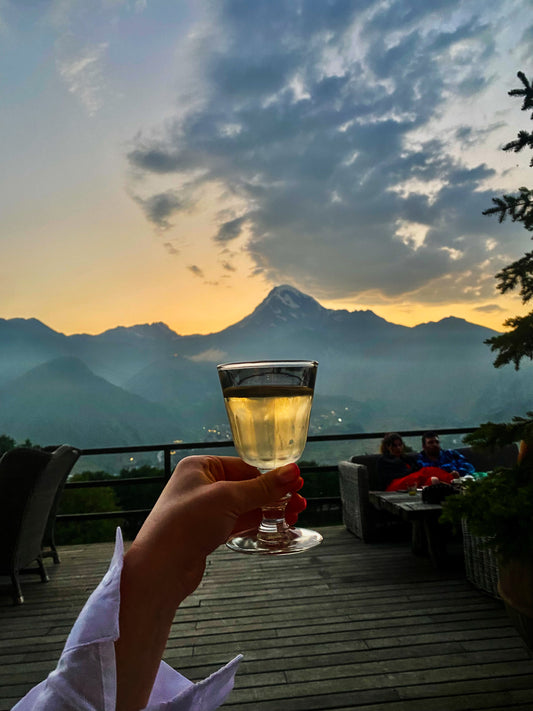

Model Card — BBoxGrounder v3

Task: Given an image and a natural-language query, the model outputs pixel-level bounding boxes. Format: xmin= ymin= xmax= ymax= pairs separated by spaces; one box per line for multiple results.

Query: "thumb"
xmin=229 ymin=463 xmax=302 ymax=514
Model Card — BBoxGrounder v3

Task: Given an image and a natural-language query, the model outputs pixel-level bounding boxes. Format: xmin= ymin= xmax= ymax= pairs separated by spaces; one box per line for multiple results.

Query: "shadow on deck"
xmin=1 ymin=526 xmax=532 ymax=710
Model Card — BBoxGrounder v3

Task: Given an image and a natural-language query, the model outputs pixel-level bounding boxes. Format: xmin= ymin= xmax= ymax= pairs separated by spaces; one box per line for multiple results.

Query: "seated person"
xmin=417 ymin=431 xmax=475 ymax=477
xmin=377 ymin=433 xmax=420 ymax=489
xmin=379 ymin=432 xmax=459 ymax=492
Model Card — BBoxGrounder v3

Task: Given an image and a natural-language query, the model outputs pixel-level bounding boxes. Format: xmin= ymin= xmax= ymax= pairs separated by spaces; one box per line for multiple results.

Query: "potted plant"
xmin=441 ymin=416 xmax=533 ymax=651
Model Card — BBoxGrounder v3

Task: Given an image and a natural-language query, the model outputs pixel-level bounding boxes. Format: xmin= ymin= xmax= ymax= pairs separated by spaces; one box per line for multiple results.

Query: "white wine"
xmin=223 ymin=384 xmax=314 ymax=470
xmin=217 ymin=360 xmax=322 ymax=554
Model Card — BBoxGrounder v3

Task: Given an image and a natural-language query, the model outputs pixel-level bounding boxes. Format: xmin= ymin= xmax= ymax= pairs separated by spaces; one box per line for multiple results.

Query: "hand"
xmin=116 ymin=455 xmax=306 ymax=711
xmin=132 ymin=455 xmax=306 ymax=592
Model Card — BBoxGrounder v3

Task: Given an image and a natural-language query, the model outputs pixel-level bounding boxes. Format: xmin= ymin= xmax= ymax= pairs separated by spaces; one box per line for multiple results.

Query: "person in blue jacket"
xmin=417 ymin=431 xmax=475 ymax=477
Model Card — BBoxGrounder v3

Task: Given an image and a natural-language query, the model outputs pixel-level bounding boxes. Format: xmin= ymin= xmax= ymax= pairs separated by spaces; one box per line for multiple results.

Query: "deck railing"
xmin=57 ymin=426 xmax=476 ymax=527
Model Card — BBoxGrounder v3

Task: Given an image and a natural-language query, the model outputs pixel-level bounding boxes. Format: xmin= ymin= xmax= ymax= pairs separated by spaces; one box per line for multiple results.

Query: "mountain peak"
xmin=413 ymin=316 xmax=497 ymax=336
xmin=98 ymin=322 xmax=180 ymax=340
xmin=14 ymin=355 xmax=96 ymax=382
xmin=237 ymin=285 xmax=326 ymax=328
xmin=266 ymin=284 xmax=320 ymax=308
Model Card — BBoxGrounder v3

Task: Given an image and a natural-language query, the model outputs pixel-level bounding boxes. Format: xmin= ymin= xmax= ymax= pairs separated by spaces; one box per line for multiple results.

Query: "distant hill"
xmin=0 ymin=317 xmax=71 ymax=386
xmin=1 ymin=284 xmax=532 ymax=448
xmin=0 ymin=356 xmax=181 ymax=447
xmin=68 ymin=322 xmax=183 ymax=384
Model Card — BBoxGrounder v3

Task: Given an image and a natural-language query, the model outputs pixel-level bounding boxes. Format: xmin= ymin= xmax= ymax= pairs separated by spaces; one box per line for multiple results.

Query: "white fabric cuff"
xmin=12 ymin=528 xmax=241 ymax=711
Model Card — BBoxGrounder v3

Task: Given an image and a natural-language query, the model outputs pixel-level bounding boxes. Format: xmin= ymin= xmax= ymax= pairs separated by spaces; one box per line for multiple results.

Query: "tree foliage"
xmin=464 ymin=412 xmax=533 ymax=452
xmin=484 ymin=71 xmax=533 ymax=369
xmin=0 ymin=434 xmax=36 ymax=456
xmin=115 ymin=465 xmax=164 ymax=539
xmin=56 ymin=470 xmax=121 ymax=544
xmin=445 ymin=74 xmax=533 ymax=559
xmin=0 ymin=434 xmax=16 ymax=456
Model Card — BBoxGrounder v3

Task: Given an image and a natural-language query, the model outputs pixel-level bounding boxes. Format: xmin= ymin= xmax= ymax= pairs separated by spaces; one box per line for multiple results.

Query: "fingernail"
xmin=279 ymin=463 xmax=300 ymax=482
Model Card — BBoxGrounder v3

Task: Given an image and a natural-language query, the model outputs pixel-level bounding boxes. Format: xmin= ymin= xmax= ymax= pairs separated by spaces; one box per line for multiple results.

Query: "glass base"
xmin=226 ymin=526 xmax=323 ymax=555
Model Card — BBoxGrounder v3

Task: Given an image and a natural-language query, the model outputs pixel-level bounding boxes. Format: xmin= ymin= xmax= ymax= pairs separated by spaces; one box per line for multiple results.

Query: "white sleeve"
xmin=11 ymin=529 xmax=242 ymax=711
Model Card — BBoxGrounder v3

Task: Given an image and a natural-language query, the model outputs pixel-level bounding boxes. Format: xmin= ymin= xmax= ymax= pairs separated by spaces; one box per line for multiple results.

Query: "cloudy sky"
xmin=1 ymin=0 xmax=532 ymax=335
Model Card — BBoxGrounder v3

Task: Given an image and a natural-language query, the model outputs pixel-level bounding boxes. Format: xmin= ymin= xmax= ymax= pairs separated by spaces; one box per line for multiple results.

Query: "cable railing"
xmin=57 ymin=426 xmax=477 ymax=527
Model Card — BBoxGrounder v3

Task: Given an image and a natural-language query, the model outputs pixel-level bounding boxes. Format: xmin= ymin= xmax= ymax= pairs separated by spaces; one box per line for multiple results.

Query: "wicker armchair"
xmin=0 ymin=444 xmax=80 ymax=604
xmin=338 ymin=443 xmax=518 ymax=543
xmin=337 ymin=454 xmax=400 ymax=541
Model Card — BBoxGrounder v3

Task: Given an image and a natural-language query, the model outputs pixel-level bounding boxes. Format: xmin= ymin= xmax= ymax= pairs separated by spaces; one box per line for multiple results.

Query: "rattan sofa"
xmin=337 ymin=443 xmax=519 ymax=543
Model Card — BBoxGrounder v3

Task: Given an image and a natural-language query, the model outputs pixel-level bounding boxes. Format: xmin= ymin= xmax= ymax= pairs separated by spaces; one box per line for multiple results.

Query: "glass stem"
xmin=257 ymin=492 xmax=291 ymax=544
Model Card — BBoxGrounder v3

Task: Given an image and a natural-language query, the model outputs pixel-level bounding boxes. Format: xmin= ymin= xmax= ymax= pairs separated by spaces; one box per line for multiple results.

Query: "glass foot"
xmin=226 ymin=526 xmax=323 ymax=555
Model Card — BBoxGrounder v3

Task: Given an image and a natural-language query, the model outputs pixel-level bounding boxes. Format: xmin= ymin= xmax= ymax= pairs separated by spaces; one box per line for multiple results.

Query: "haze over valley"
xmin=1 ymin=285 xmax=531 ymax=450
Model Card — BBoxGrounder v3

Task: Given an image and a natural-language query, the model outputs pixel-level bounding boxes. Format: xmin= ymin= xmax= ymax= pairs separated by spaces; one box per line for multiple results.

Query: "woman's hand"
xmin=130 ymin=456 xmax=305 ymax=593
xmin=115 ymin=456 xmax=306 ymax=711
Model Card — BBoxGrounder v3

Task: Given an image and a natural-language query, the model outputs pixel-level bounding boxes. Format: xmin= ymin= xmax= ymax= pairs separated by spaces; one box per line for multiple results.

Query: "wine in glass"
xmin=217 ymin=360 xmax=322 ymax=555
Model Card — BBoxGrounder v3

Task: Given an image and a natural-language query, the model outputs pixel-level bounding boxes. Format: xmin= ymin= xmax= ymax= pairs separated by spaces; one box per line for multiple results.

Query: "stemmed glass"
xmin=217 ymin=360 xmax=322 ymax=555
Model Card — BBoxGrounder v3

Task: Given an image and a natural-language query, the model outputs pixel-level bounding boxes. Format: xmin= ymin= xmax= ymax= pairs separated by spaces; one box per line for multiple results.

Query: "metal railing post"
xmin=164 ymin=447 xmax=172 ymax=481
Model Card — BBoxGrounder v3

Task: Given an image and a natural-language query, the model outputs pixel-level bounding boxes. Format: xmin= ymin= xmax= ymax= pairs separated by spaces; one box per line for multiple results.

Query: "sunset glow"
xmin=1 ymin=0 xmax=531 ymax=337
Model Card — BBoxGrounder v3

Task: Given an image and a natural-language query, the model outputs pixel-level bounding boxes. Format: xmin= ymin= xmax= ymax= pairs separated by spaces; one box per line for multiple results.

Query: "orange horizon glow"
xmin=3 ymin=285 xmax=525 ymax=337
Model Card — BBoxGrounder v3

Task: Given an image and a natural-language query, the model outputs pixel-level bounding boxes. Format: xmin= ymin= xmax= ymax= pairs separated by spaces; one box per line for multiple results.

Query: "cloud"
xmin=188 ymin=264 xmax=204 ymax=278
xmin=163 ymin=242 xmax=179 ymax=255
xmin=187 ymin=348 xmax=227 ymax=362
xmin=127 ymin=0 xmax=532 ymax=307
xmin=51 ymin=0 xmax=161 ymax=114
xmin=56 ymin=41 xmax=109 ymax=115
xmin=474 ymin=303 xmax=507 ymax=314
xmin=214 ymin=215 xmax=247 ymax=243
xmin=131 ymin=190 xmax=191 ymax=230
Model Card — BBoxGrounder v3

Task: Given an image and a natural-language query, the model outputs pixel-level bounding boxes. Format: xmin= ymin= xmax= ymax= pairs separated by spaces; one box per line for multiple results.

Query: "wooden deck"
xmin=1 ymin=526 xmax=532 ymax=710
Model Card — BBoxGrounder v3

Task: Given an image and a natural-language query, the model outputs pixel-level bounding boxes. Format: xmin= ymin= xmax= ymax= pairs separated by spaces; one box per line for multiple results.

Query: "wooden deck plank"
xmin=1 ymin=526 xmax=532 ymax=710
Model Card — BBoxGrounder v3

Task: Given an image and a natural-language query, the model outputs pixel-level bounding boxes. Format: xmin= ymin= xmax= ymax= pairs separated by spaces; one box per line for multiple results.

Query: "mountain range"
xmin=1 ymin=284 xmax=531 ymax=449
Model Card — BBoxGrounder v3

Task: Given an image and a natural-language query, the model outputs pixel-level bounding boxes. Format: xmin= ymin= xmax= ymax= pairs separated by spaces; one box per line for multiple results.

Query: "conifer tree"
xmin=465 ymin=71 xmax=533 ymax=451
xmin=483 ymin=71 xmax=533 ymax=370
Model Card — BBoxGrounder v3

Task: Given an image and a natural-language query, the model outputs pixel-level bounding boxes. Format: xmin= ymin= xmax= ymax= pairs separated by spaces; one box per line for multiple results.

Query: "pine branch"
xmin=503 ymin=130 xmax=533 ymax=166
xmin=482 ymin=187 xmax=533 ymax=231
xmin=508 ymin=71 xmax=533 ymax=117
xmin=463 ymin=413 xmax=533 ymax=449
xmin=483 ymin=71 xmax=533 ymax=371
xmin=494 ymin=250 xmax=533 ymax=301
xmin=485 ymin=311 xmax=533 ymax=369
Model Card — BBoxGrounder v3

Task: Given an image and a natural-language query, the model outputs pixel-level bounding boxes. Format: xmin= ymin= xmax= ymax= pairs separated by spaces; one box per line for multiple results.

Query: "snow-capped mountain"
xmin=2 ymin=284 xmax=531 ymax=447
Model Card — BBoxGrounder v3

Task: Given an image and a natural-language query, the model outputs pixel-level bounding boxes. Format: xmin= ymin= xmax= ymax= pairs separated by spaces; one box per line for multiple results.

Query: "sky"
xmin=1 ymin=0 xmax=532 ymax=336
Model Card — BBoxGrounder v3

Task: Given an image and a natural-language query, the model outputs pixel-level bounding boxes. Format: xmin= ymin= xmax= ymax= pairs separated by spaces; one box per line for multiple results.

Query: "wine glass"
xmin=217 ymin=360 xmax=322 ymax=555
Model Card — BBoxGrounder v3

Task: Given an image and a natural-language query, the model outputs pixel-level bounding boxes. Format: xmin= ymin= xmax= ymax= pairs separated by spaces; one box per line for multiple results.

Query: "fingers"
xmin=228 ymin=463 xmax=302 ymax=512
xmin=181 ymin=455 xmax=301 ymax=488
xmin=229 ymin=486 xmax=307 ymax=535
xmin=286 ymin=492 xmax=307 ymax=525
xmin=172 ymin=456 xmax=307 ymax=531
xmin=217 ymin=456 xmax=262 ymax=482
